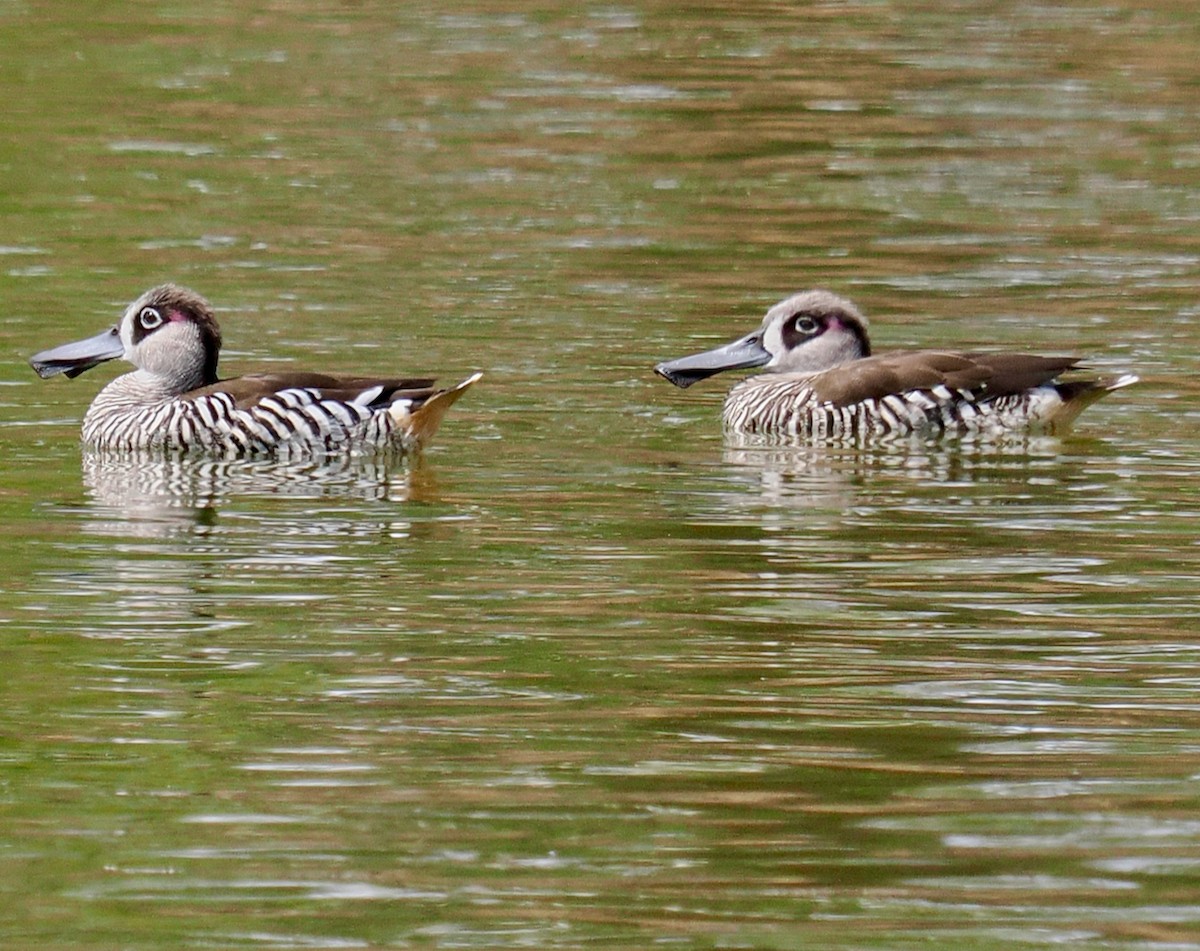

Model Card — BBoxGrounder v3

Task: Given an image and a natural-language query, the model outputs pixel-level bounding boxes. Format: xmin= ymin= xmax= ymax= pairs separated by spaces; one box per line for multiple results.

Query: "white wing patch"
xmin=353 ymin=385 xmax=385 ymax=407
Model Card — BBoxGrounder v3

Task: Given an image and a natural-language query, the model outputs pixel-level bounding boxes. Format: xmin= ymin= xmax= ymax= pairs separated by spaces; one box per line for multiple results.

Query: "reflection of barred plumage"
xmin=31 ymin=284 xmax=480 ymax=457
xmin=657 ymin=290 xmax=1137 ymax=439
xmin=81 ymin=451 xmax=423 ymax=530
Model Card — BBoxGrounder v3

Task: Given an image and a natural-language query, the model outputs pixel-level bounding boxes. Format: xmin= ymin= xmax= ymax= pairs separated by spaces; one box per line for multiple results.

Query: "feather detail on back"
xmin=185 ymin=374 xmax=438 ymax=412
xmin=806 ymin=352 xmax=1082 ymax=407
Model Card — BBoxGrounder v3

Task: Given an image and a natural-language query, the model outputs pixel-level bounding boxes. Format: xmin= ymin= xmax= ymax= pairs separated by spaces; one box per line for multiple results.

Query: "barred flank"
xmin=82 ymin=382 xmax=403 ymax=454
xmin=723 ymin=377 xmax=1066 ymax=438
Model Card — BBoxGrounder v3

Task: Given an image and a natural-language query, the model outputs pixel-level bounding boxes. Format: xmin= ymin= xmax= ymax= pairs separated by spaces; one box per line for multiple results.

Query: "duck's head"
xmin=654 ymin=289 xmax=871 ymax=388
xmin=30 ymin=284 xmax=222 ymax=393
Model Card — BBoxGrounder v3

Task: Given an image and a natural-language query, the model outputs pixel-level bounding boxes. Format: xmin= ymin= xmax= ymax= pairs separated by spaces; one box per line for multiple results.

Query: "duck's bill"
xmin=29 ymin=326 xmax=124 ymax=379
xmin=654 ymin=332 xmax=770 ymax=389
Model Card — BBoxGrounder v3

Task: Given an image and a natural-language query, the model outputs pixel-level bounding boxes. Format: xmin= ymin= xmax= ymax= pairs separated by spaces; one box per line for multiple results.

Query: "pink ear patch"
xmin=167 ymin=308 xmax=187 ymax=322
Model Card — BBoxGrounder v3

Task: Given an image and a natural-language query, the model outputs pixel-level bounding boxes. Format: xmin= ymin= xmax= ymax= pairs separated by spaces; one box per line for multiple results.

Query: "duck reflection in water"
xmin=80 ymin=450 xmax=440 ymax=538
xmin=720 ymin=429 xmax=1072 ymax=508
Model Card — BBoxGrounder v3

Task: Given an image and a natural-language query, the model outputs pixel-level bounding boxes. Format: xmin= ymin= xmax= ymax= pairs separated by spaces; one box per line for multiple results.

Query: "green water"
xmin=2 ymin=2 xmax=1199 ymax=948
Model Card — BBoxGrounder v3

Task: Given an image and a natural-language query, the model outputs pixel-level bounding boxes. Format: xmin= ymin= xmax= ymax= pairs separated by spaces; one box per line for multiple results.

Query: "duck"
xmin=29 ymin=283 xmax=481 ymax=456
xmin=655 ymin=289 xmax=1137 ymax=439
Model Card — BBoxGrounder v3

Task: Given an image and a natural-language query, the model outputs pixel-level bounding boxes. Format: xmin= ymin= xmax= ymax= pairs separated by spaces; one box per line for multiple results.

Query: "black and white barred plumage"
xmin=723 ymin=376 xmax=1096 ymax=439
xmin=656 ymin=290 xmax=1137 ymax=440
xmin=31 ymin=284 xmax=480 ymax=456
xmin=82 ymin=383 xmax=397 ymax=454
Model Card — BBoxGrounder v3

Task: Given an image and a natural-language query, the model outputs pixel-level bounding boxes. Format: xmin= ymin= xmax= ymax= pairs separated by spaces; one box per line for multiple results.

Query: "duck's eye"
xmin=138 ymin=306 xmax=164 ymax=330
xmin=792 ymin=314 xmax=821 ymax=336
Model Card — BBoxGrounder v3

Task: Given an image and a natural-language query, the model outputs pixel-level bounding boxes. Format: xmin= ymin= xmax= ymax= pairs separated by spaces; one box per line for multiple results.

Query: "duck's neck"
xmin=97 ymin=369 xmax=198 ymax=406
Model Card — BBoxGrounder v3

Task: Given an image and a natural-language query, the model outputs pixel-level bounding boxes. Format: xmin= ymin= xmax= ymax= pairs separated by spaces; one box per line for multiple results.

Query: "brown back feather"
xmin=808 ymin=351 xmax=1082 ymax=408
xmin=185 ymin=373 xmax=438 ymax=411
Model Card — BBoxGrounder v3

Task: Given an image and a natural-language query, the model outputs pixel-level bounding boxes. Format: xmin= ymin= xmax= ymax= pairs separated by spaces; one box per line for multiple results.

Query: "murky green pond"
xmin=2 ymin=2 xmax=1199 ymax=948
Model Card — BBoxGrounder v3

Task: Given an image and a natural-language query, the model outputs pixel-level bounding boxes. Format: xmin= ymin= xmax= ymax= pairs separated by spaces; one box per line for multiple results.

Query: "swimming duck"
xmin=655 ymin=290 xmax=1137 ymax=439
xmin=30 ymin=284 xmax=481 ymax=455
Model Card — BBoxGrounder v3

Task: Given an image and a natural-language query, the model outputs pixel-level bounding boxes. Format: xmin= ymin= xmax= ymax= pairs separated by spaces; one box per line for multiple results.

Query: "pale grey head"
xmin=30 ymin=284 xmax=223 ymax=394
xmin=655 ymin=290 xmax=872 ymax=388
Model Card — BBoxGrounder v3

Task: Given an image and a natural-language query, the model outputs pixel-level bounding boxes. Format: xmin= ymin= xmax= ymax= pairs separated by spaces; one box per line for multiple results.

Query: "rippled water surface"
xmin=2 ymin=2 xmax=1199 ymax=948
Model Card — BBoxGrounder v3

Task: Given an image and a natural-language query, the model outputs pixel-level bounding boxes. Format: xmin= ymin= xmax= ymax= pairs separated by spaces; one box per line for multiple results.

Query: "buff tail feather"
xmin=1045 ymin=372 xmax=1139 ymax=433
xmin=395 ymin=372 xmax=482 ymax=449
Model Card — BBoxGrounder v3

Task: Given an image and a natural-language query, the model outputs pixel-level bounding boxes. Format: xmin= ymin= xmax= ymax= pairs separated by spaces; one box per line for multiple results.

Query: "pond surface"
xmin=2 ymin=1 xmax=1199 ymax=948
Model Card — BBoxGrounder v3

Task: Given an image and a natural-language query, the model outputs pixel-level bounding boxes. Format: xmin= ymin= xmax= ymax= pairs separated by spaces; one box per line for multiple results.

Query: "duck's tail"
xmin=393 ymin=372 xmax=482 ymax=449
xmin=1045 ymin=372 xmax=1139 ymax=432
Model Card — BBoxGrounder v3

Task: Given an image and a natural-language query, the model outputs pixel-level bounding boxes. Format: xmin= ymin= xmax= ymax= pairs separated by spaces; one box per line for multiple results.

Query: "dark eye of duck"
xmin=792 ymin=313 xmax=821 ymax=336
xmin=138 ymin=306 xmax=165 ymax=331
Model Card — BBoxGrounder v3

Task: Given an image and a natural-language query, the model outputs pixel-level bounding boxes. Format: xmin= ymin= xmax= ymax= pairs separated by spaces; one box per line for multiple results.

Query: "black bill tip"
xmin=654 ymin=361 xmax=714 ymax=389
